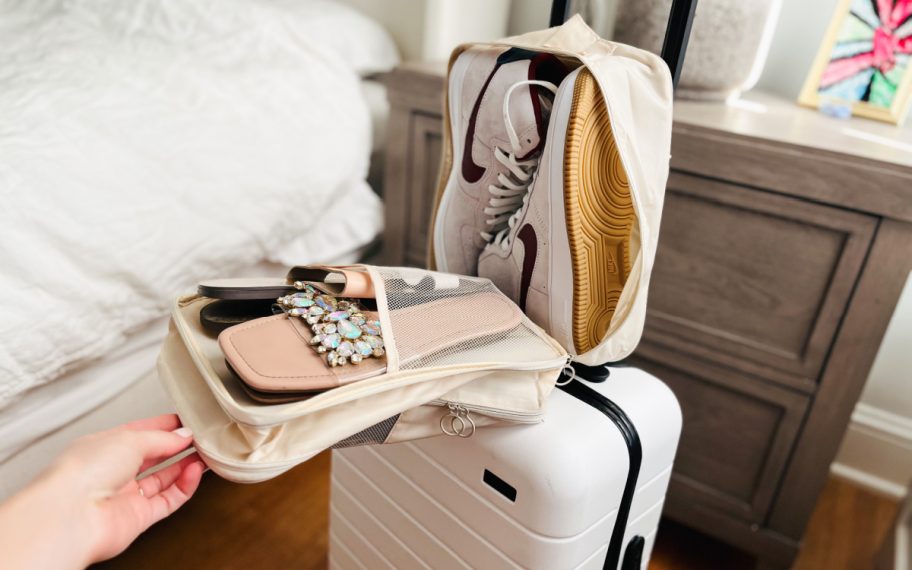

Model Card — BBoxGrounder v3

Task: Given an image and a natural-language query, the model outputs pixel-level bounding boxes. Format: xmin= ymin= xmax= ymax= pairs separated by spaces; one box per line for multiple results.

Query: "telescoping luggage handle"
xmin=549 ymin=0 xmax=696 ymax=386
xmin=549 ymin=2 xmax=695 ymax=569
xmin=549 ymin=0 xmax=696 ymax=88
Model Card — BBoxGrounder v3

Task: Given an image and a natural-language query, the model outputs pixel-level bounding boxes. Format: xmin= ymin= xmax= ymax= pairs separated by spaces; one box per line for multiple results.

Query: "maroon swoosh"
xmin=461 ymin=67 xmax=499 ymax=184
xmin=517 ymin=224 xmax=538 ymax=312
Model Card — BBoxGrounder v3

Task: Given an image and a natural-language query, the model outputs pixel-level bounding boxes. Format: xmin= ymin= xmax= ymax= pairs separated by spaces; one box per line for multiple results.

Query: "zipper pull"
xmin=557 ymin=359 xmax=576 ymax=386
xmin=439 ymin=403 xmax=476 ymax=438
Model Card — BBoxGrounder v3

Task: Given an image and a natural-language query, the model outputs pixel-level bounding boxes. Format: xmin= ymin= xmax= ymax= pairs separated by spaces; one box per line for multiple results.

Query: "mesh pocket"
xmin=375 ymin=267 xmax=564 ymax=371
xmin=331 ymin=414 xmax=400 ymax=448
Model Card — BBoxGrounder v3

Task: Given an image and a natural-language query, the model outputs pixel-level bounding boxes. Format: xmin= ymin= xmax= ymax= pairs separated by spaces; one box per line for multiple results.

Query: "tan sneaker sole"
xmin=563 ymin=69 xmax=634 ymax=354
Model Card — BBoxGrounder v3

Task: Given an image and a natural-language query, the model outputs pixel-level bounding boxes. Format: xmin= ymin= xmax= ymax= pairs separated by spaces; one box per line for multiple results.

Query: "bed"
xmin=0 ymin=0 xmax=401 ymax=497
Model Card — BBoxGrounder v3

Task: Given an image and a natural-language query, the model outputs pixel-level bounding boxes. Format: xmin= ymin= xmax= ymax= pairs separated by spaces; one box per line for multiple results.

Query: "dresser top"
xmin=674 ymin=92 xmax=912 ymax=170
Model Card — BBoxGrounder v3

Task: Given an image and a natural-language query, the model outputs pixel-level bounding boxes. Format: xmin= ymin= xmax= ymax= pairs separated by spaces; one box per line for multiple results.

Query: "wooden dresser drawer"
xmin=403 ymin=113 xmax=442 ymax=267
xmin=384 ymin=110 xmax=442 ymax=268
xmin=643 ymin=171 xmax=877 ymax=391
xmin=630 ymin=351 xmax=808 ymax=523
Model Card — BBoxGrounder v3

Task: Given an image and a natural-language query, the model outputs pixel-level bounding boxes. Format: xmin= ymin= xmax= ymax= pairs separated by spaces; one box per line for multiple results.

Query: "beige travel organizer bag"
xmin=431 ymin=16 xmax=674 ymax=366
xmin=158 ymin=266 xmax=568 ymax=482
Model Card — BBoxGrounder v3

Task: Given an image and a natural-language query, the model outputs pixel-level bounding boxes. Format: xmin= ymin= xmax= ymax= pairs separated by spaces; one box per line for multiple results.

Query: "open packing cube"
xmin=158 ymin=265 xmax=567 ymax=482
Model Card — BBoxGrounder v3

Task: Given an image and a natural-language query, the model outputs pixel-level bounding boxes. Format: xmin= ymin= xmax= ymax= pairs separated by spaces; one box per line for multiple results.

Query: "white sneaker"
xmin=478 ymin=67 xmax=639 ymax=361
xmin=430 ymin=46 xmax=568 ymax=276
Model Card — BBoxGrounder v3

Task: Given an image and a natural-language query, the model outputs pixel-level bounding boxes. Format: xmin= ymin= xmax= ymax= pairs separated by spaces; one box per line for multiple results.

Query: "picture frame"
xmin=799 ymin=0 xmax=912 ymax=124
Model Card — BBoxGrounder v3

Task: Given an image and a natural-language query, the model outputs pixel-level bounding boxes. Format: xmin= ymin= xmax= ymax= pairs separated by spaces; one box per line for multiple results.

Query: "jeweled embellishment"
xmin=321 ymin=333 xmax=341 ymax=349
xmin=337 ymin=319 xmax=362 ymax=339
xmin=276 ymin=284 xmax=384 ymax=368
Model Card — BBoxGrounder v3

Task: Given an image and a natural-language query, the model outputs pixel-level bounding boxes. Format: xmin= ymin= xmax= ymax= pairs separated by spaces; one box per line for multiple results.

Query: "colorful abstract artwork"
xmin=800 ymin=0 xmax=912 ymax=123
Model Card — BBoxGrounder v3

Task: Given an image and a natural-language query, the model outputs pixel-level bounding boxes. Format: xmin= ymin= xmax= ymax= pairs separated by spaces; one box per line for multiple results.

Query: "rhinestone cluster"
xmin=277 ymin=282 xmax=384 ymax=367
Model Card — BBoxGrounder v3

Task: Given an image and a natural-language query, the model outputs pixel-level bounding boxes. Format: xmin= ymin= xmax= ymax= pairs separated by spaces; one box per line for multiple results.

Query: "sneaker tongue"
xmin=513 ymin=87 xmax=556 ymax=160
xmin=516 ymin=52 xmax=568 ymax=158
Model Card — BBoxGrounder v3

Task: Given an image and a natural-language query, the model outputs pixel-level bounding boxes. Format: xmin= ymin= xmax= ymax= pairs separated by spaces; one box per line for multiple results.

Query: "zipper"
xmin=429 ymin=399 xmax=544 ymax=422
xmin=437 ymin=402 xmax=476 ymax=438
xmin=430 ymin=399 xmax=545 ymax=438
xmin=430 ymin=355 xmax=573 ymax=436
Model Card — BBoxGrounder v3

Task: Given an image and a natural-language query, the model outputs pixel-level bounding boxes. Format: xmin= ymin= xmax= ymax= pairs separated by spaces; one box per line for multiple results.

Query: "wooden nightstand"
xmin=379 ymin=62 xmax=912 ymax=570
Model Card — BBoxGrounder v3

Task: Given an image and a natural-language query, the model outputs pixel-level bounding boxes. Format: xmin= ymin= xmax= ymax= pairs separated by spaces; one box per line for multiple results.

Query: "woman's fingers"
xmin=120 ymin=414 xmax=182 ymax=433
xmin=132 ymin=428 xmax=193 ymax=473
xmin=146 ymin=460 xmax=205 ymax=524
xmin=94 ymin=459 xmax=205 ymax=560
xmin=92 ymin=428 xmax=195 ymax=490
xmin=129 ymin=428 xmax=194 ymax=464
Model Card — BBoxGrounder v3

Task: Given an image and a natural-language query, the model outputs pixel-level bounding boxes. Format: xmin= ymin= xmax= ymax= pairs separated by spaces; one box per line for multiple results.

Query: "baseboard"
xmin=831 ymin=403 xmax=912 ymax=500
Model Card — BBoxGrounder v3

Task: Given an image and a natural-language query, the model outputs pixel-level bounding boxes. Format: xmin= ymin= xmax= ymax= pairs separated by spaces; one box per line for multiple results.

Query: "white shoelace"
xmin=480 ymin=79 xmax=558 ymax=249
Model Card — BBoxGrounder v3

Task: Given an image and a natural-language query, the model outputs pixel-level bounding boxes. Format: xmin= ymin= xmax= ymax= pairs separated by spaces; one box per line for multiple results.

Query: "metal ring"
xmin=440 ymin=413 xmax=458 ymax=436
xmin=450 ymin=415 xmax=468 ymax=436
xmin=556 ymin=363 xmax=576 ymax=386
xmin=457 ymin=414 xmax=476 ymax=438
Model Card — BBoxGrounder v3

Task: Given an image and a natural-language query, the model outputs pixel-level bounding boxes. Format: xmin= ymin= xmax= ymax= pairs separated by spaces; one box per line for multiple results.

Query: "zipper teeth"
xmin=429 ymin=399 xmax=543 ymax=422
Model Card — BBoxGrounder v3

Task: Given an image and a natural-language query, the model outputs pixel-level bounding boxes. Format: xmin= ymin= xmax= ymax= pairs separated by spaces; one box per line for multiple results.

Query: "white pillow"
xmin=277 ymin=0 xmax=401 ymax=76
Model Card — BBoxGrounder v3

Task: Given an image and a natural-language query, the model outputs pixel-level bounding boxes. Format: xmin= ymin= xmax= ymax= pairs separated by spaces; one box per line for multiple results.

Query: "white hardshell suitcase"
xmin=329 ymin=366 xmax=681 ymax=569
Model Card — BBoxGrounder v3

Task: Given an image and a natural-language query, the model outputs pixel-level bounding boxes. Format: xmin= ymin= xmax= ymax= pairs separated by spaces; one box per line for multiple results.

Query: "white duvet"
xmin=0 ymin=0 xmax=384 ymax=408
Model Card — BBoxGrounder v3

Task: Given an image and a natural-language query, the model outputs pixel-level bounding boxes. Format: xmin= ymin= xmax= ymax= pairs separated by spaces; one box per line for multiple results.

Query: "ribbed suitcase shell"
xmin=329 ymin=366 xmax=681 ymax=569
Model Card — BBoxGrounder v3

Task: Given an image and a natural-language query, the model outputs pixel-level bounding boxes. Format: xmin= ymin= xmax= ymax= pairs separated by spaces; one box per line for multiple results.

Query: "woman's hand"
xmin=0 ymin=414 xmax=205 ymax=569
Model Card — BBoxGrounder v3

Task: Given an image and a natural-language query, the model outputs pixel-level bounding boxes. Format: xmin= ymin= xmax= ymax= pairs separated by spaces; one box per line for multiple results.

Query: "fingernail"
xmin=173 ymin=427 xmax=193 ymax=438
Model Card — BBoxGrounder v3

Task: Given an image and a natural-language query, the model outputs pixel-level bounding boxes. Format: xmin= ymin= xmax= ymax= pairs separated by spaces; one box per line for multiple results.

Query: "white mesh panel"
xmin=376 ymin=267 xmax=564 ymax=371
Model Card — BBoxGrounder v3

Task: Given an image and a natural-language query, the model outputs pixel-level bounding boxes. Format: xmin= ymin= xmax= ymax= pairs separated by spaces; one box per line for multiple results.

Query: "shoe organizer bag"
xmin=431 ymin=15 xmax=673 ymax=365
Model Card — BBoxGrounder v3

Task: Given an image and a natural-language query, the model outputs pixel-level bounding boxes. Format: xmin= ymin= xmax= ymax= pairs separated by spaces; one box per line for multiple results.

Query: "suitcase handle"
xmin=548 ymin=0 xmax=697 ymax=88
xmin=557 ymin=377 xmax=644 ymax=570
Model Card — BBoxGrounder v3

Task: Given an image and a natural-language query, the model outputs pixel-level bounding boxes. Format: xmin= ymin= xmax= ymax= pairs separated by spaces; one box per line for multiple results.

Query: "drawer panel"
xmin=645 ymin=172 xmax=876 ymax=389
xmin=404 ymin=113 xmax=443 ymax=267
xmin=629 ymin=349 xmax=808 ymax=523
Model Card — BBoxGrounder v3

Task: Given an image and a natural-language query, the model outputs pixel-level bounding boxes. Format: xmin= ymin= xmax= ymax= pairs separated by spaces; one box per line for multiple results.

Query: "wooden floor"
xmin=96 ymin=452 xmax=898 ymax=570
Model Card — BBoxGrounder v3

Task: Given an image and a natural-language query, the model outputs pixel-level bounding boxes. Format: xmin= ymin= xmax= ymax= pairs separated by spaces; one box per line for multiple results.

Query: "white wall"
xmin=340 ymin=0 xmax=510 ymax=63
xmin=862 ymin=275 xmax=912 ymax=419
xmin=340 ymin=0 xmax=427 ymax=62
xmin=753 ymin=0 xmax=840 ymax=97
xmin=507 ymin=0 xmax=551 ymax=36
